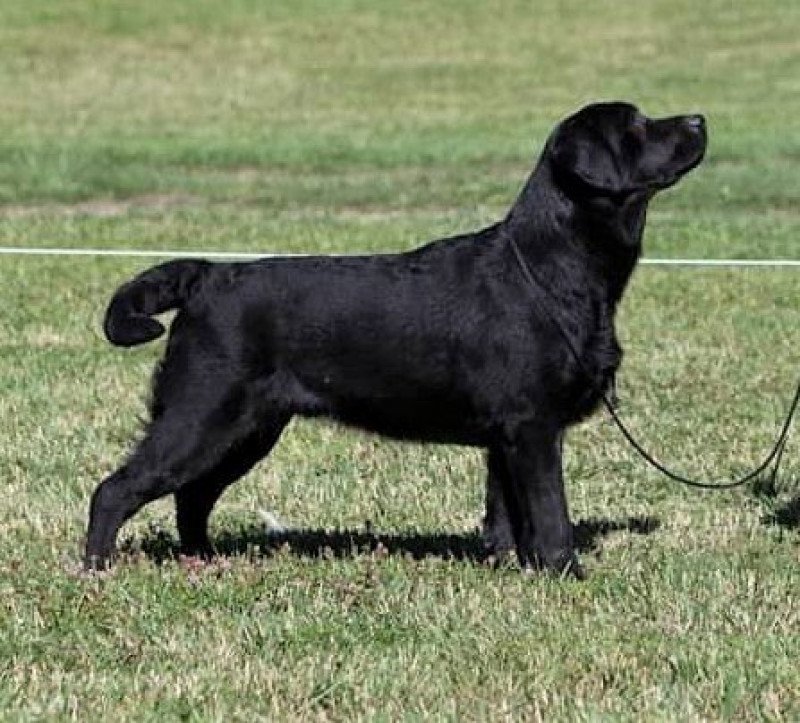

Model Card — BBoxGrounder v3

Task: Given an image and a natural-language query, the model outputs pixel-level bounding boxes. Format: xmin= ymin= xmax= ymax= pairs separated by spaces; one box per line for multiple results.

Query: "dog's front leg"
xmin=502 ymin=424 xmax=584 ymax=579
xmin=482 ymin=448 xmax=515 ymax=558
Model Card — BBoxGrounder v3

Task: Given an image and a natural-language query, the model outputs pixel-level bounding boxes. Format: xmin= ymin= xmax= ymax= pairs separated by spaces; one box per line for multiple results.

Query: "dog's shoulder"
xmin=405 ymin=222 xmax=503 ymax=259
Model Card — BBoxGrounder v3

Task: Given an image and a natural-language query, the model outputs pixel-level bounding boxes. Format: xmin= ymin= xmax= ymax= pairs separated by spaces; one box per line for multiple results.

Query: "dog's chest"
xmin=554 ymin=305 xmax=621 ymax=422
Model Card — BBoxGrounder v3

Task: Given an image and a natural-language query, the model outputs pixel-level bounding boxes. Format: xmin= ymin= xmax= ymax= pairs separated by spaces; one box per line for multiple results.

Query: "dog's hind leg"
xmin=174 ymin=417 xmax=288 ymax=557
xmin=84 ymin=386 xmax=275 ymax=570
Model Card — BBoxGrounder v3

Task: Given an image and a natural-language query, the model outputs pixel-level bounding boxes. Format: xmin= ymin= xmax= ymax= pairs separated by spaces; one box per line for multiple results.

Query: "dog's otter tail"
xmin=104 ymin=259 xmax=212 ymax=347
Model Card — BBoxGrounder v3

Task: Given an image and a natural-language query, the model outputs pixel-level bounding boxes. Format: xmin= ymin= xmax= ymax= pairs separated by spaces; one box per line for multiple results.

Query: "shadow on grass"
xmin=127 ymin=515 xmax=661 ymax=566
xmin=763 ymin=496 xmax=800 ymax=530
xmin=754 ymin=473 xmax=800 ymax=530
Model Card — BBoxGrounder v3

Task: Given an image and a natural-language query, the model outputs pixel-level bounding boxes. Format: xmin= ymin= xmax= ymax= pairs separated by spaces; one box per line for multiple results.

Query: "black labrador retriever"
xmin=85 ymin=101 xmax=706 ymax=576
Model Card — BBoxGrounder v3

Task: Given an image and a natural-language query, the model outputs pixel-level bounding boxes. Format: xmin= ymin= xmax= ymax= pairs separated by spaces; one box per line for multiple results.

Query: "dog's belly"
xmin=293 ymin=383 xmax=490 ymax=445
xmin=330 ymin=402 xmax=489 ymax=446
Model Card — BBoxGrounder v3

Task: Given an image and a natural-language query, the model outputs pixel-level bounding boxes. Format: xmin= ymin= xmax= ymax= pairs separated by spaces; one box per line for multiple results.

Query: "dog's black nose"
xmin=685 ymin=114 xmax=705 ymax=130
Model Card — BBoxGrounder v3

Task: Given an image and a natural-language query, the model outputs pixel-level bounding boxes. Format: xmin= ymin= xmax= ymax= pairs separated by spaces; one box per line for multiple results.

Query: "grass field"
xmin=1 ymin=0 xmax=799 ymax=719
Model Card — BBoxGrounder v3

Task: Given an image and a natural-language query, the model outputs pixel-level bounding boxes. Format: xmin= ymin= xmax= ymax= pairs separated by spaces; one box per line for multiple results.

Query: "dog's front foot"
xmin=82 ymin=551 xmax=114 ymax=574
xmin=481 ymin=518 xmax=515 ymax=562
xmin=522 ymin=549 xmax=586 ymax=580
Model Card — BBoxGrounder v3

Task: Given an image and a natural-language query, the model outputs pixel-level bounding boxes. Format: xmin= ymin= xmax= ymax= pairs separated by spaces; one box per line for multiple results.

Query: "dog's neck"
xmin=503 ymin=158 xmax=644 ymax=306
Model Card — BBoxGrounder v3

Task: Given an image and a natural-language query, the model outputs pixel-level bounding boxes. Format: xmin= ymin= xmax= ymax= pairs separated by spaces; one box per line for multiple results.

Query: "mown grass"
xmin=0 ymin=0 xmax=798 ymax=720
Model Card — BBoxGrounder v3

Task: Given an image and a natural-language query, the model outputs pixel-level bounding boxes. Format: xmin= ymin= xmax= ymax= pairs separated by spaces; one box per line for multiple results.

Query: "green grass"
xmin=1 ymin=0 xmax=799 ymax=719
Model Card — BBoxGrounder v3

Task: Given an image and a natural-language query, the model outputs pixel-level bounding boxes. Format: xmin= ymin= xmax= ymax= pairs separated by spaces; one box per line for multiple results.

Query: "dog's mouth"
xmin=677 ymin=116 xmax=707 ymax=170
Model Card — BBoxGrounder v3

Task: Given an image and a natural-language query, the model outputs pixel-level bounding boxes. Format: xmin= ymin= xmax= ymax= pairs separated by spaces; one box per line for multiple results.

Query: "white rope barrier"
xmin=0 ymin=246 xmax=798 ymax=267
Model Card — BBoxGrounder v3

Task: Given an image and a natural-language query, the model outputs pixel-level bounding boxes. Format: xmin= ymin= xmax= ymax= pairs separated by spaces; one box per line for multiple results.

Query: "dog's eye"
xmin=625 ymin=119 xmax=647 ymax=147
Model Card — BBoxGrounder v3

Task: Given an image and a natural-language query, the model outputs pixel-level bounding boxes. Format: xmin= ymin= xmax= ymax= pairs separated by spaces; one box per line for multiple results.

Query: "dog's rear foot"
xmin=179 ymin=541 xmax=216 ymax=560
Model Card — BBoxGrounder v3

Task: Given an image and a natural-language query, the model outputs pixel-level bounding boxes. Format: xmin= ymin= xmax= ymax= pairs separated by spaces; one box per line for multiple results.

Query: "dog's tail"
xmin=103 ymin=259 xmax=212 ymax=347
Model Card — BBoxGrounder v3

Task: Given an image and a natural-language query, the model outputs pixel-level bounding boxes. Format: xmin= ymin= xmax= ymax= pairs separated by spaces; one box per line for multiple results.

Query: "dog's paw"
xmin=178 ymin=541 xmax=216 ymax=560
xmin=560 ymin=556 xmax=586 ymax=580
xmin=80 ymin=553 xmax=115 ymax=576
xmin=481 ymin=520 xmax=515 ymax=556
xmin=522 ymin=550 xmax=586 ymax=580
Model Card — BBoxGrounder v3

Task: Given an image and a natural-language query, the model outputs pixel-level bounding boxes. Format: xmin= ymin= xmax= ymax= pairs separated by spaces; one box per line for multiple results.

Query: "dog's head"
xmin=548 ymin=101 xmax=706 ymax=209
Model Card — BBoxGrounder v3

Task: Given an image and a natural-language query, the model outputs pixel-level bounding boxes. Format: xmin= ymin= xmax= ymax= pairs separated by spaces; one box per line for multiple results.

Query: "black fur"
xmin=86 ymin=102 xmax=706 ymax=576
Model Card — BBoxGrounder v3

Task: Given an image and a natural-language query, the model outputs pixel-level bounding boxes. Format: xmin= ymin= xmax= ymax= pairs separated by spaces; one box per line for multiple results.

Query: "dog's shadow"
xmin=753 ymin=474 xmax=800 ymax=531
xmin=129 ymin=515 xmax=661 ymax=566
xmin=763 ymin=495 xmax=800 ymax=531
xmin=769 ymin=498 xmax=800 ymax=529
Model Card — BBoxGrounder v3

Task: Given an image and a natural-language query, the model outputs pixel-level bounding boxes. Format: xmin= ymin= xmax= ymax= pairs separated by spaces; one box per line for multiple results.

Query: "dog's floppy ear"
xmin=550 ymin=124 xmax=632 ymax=196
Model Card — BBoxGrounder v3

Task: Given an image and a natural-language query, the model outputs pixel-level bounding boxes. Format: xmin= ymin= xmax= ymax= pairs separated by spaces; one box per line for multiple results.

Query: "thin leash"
xmin=508 ymin=235 xmax=800 ymax=490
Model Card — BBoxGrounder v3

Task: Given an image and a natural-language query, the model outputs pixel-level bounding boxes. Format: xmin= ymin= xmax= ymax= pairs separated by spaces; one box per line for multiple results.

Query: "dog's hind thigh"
xmin=174 ymin=418 xmax=288 ymax=556
xmin=84 ymin=391 xmax=274 ymax=570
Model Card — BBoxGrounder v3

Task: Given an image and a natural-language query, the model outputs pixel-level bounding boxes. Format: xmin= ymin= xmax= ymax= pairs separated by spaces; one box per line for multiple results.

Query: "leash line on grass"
xmin=0 ymin=246 xmax=799 ymax=267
